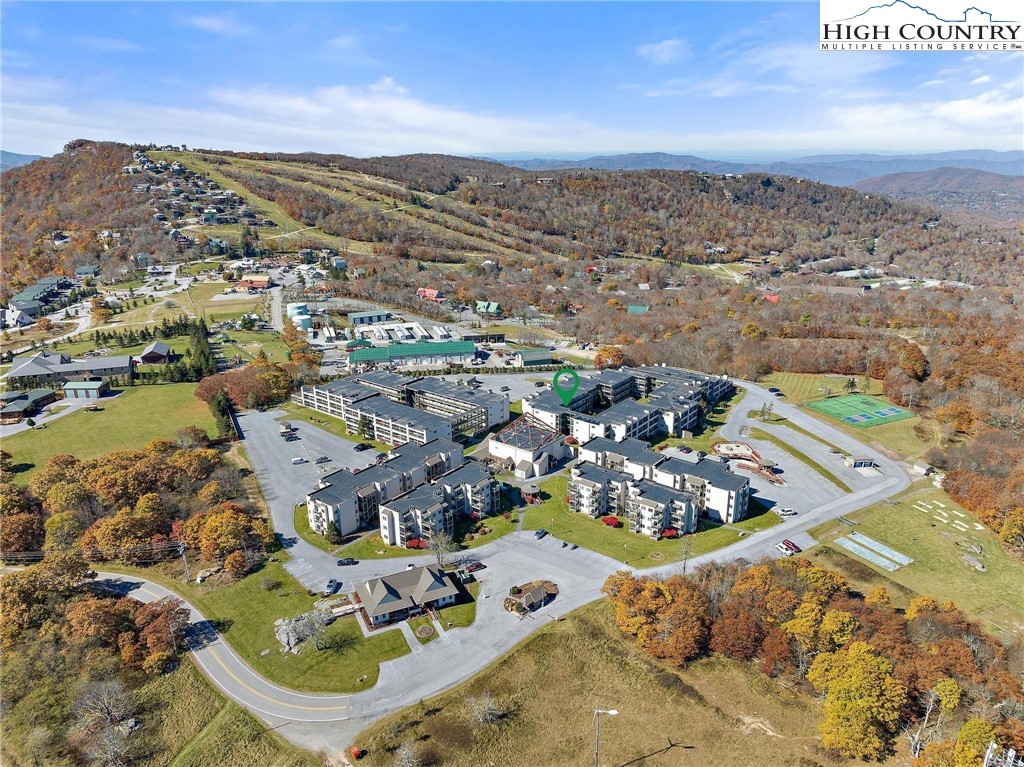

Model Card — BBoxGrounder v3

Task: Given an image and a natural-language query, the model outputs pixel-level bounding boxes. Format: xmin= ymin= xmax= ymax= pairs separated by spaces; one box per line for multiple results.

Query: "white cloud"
xmin=369 ymin=76 xmax=407 ymax=95
xmin=185 ymin=15 xmax=253 ymax=37
xmin=328 ymin=33 xmax=357 ymax=49
xmin=76 ymin=37 xmax=149 ymax=53
xmin=970 ymin=75 xmax=992 ymax=85
xmin=637 ymin=39 xmax=687 ymax=65
xmin=2 ymin=72 xmax=1021 ymax=158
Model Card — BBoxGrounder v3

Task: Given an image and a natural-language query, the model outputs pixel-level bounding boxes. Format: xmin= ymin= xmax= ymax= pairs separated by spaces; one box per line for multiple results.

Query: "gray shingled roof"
xmin=357 ymin=565 xmax=459 ymax=619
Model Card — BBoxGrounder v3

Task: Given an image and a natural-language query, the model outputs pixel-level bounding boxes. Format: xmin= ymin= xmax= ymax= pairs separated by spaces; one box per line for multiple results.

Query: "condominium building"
xmin=306 ymin=439 xmax=463 ymax=535
xmin=624 ymin=481 xmax=697 ymax=538
xmin=572 ymin=436 xmax=750 ymax=528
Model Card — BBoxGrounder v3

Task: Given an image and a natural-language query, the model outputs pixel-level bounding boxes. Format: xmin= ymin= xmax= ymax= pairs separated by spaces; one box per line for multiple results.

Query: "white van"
xmin=291 ymin=457 xmax=307 ymax=465
xmin=775 ymin=543 xmax=794 ymax=556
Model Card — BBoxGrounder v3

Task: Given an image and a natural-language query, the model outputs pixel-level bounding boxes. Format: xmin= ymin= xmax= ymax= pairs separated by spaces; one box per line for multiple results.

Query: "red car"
xmin=466 ymin=562 xmax=486 ymax=573
xmin=782 ymin=539 xmax=802 ymax=554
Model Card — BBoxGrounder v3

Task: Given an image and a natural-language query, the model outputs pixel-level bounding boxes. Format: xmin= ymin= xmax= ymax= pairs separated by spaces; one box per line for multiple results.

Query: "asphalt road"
xmin=89 ymin=381 xmax=911 ymax=756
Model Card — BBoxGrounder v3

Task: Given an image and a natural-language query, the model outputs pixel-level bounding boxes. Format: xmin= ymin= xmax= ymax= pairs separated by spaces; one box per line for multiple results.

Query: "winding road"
xmin=91 ymin=380 xmax=912 ymax=756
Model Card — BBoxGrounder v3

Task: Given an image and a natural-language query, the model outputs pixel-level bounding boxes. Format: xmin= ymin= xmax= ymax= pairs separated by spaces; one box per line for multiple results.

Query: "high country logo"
xmin=820 ymin=0 xmax=1021 ymax=50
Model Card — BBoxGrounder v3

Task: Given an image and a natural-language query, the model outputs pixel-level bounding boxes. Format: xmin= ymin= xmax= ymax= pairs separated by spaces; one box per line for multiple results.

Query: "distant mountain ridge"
xmin=0 ymin=150 xmax=43 ymax=172
xmin=501 ymin=150 xmax=1024 ymax=186
xmin=853 ymin=166 xmax=1024 ymax=222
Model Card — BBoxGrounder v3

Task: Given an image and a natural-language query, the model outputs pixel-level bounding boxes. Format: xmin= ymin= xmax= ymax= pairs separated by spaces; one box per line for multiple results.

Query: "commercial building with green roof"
xmin=348 ymin=341 xmax=476 ymax=366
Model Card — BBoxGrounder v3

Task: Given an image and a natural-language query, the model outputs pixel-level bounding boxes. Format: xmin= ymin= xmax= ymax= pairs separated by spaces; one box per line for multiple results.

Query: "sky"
xmin=2 ymin=1 xmax=1022 ymax=159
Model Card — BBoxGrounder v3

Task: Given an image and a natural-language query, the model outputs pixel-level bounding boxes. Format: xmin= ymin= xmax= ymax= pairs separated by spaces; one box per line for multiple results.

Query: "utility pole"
xmin=179 ymin=543 xmax=190 ymax=583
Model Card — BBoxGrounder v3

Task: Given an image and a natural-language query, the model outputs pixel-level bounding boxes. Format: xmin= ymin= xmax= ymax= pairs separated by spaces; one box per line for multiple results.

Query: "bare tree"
xmin=467 ymin=690 xmax=503 ymax=724
xmin=73 ymin=680 xmax=137 ymax=733
xmin=427 ymin=530 xmax=457 ymax=568
xmin=393 ymin=741 xmax=421 ymax=767
xmin=86 ymin=727 xmax=132 ymax=767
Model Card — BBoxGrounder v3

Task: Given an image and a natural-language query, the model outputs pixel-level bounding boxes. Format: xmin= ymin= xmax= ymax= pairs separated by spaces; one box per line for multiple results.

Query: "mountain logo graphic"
xmin=830 ymin=1 xmax=1018 ymax=23
xmin=820 ymin=0 xmax=1022 ymax=50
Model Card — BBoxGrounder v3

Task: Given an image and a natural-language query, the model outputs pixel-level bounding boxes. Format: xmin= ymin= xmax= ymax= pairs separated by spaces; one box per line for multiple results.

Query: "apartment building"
xmin=306 ymin=439 xmax=463 ymax=535
xmin=379 ymin=459 xmax=499 ymax=547
xmin=573 ymin=436 xmax=750 ymax=527
xmin=625 ymin=481 xmax=698 ymax=538
xmin=405 ymin=377 xmax=509 ymax=434
xmin=567 ymin=463 xmax=628 ymax=519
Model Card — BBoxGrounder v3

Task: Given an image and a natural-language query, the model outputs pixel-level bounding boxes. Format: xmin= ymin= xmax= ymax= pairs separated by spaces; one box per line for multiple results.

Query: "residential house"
xmin=0 ymin=389 xmax=58 ymax=424
xmin=138 ymin=341 xmax=172 ymax=364
xmin=474 ymin=300 xmax=502 ymax=317
xmin=2 ymin=351 xmax=135 ymax=388
xmin=356 ymin=565 xmax=459 ymax=627
xmin=416 ymin=287 xmax=444 ymax=303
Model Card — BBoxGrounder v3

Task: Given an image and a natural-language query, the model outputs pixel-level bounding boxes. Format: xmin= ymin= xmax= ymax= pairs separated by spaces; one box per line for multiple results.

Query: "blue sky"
xmin=2 ymin=1 xmax=1022 ymax=157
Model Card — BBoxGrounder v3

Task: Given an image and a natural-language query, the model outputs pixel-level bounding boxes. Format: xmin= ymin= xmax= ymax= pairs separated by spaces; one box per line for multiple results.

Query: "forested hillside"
xmin=0 ymin=140 xmax=182 ymax=292
xmin=207 ymin=148 xmax=1024 ymax=287
xmin=853 ymin=168 xmax=1024 ymax=223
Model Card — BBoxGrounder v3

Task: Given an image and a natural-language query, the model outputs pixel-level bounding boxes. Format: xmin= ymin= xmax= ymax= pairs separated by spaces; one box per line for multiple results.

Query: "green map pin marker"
xmin=552 ymin=368 xmax=580 ymax=406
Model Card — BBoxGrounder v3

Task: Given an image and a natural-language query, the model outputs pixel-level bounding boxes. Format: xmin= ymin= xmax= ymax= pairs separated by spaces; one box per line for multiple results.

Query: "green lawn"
xmin=808 ymin=482 xmax=1024 ymax=636
xmin=760 ymin=372 xmax=937 ymax=460
xmin=438 ymin=581 xmax=479 ymax=629
xmin=219 ymin=330 xmax=290 ymax=363
xmin=407 ymin=615 xmax=439 ymax=645
xmin=185 ymin=283 xmax=266 ymax=322
xmin=746 ymin=410 xmax=847 ymax=455
xmin=125 ymin=558 xmax=410 ymax=694
xmin=36 ymin=333 xmax=191 ymax=361
xmin=454 ymin=511 xmax=517 ymax=548
xmin=104 ymin=297 xmax=190 ymax=327
xmin=179 ymin=259 xmax=226 ymax=277
xmin=521 ymin=475 xmax=744 ymax=568
xmin=730 ymin=499 xmax=782 ymax=534
xmin=652 ymin=388 xmax=744 ymax=455
xmin=3 ymin=384 xmax=218 ymax=482
xmin=279 ymin=403 xmax=392 ymax=453
xmin=293 ymin=504 xmax=345 ymax=555
xmin=746 ymin=427 xmax=853 ymax=493
xmin=337 ymin=534 xmax=421 ymax=560
xmin=760 ymin=372 xmax=882 ymax=405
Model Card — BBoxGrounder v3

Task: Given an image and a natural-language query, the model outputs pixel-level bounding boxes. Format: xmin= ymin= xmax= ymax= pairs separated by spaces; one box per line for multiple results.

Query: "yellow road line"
xmin=205 ymin=647 xmax=350 ymax=712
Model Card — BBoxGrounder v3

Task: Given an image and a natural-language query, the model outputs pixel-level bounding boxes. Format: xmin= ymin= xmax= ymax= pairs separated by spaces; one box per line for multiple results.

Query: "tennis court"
xmin=806 ymin=394 xmax=913 ymax=429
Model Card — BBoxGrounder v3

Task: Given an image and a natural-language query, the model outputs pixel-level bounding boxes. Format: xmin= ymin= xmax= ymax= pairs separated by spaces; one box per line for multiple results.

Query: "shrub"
xmin=601 ymin=516 xmax=621 ymax=528
xmin=662 ymin=528 xmax=678 ymax=539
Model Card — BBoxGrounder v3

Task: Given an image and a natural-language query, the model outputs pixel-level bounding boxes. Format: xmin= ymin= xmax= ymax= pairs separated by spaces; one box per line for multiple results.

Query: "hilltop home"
xmin=0 ymin=389 xmax=58 ymax=424
xmin=356 ymin=565 xmax=459 ymax=627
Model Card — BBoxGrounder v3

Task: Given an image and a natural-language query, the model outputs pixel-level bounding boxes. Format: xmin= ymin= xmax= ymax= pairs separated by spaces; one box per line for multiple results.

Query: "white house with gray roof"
xmin=356 ymin=565 xmax=459 ymax=626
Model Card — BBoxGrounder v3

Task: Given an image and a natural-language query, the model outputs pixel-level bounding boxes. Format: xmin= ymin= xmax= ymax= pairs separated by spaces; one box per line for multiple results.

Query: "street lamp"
xmin=594 ymin=709 xmax=619 ymax=767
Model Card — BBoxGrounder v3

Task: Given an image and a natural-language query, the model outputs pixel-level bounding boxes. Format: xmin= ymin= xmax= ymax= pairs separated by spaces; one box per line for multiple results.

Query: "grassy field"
xmin=354 ymin=600 xmax=860 ymax=767
xmin=760 ymin=372 xmax=936 ymax=459
xmin=746 ymin=427 xmax=853 ymax=493
xmin=3 ymin=384 xmax=218 ymax=482
xmin=761 ymin=372 xmax=882 ymax=405
xmin=218 ymin=330 xmax=290 ymax=363
xmin=126 ymin=557 xmax=411 ymax=694
xmin=809 ymin=482 xmax=1024 ymax=636
xmin=185 ymin=283 xmax=266 ymax=322
xmin=136 ymin=659 xmax=317 ymax=767
xmin=104 ymin=296 xmax=190 ymax=327
xmin=324 ymin=512 xmax=518 ymax=561
xmin=521 ymin=475 xmax=745 ymax=568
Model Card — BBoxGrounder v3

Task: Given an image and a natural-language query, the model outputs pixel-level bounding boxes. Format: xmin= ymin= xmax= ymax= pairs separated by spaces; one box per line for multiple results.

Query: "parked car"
xmin=767 ymin=387 xmax=782 ymax=394
xmin=773 ymin=391 xmax=785 ymax=397
xmin=291 ymin=457 xmax=307 ymax=465
xmin=775 ymin=543 xmax=794 ymax=556
xmin=500 ymin=386 xmax=511 ymax=392
xmin=534 ymin=528 xmax=547 ymax=539
xmin=680 ymin=446 xmax=693 ymax=454
xmin=315 ymin=455 xmax=331 ymax=464
xmin=337 ymin=558 xmax=358 ymax=566
xmin=284 ymin=434 xmax=299 ymax=442
xmin=534 ymin=381 xmax=546 ymax=388
xmin=354 ymin=442 xmax=373 ymax=452
xmin=570 ymin=543 xmax=578 ymax=550
xmin=777 ymin=507 xmax=798 ymax=517
xmin=323 ymin=579 xmax=340 ymax=596
xmin=466 ymin=562 xmax=486 ymax=573
xmin=782 ymin=539 xmax=802 ymax=553
xmin=561 ymin=541 xmax=568 ymax=548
